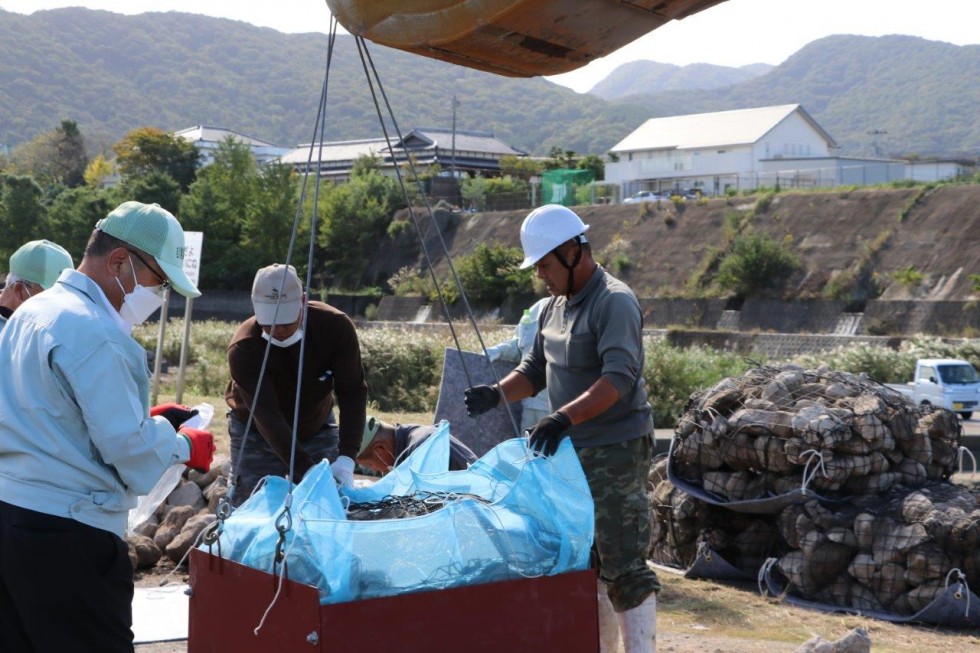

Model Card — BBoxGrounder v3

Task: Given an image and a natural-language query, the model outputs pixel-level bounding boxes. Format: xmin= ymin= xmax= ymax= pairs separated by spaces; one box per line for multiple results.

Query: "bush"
xmin=642 ymin=337 xmax=753 ymax=428
xmin=455 ymin=243 xmax=533 ymax=310
xmin=715 ymin=233 xmax=800 ymax=296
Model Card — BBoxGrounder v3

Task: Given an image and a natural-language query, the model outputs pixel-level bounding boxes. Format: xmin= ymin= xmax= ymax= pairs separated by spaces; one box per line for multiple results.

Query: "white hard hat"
xmin=518 ymin=205 xmax=590 ymax=269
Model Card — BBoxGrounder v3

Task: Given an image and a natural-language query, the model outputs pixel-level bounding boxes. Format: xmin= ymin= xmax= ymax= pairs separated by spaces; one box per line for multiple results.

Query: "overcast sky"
xmin=3 ymin=0 xmax=978 ymax=92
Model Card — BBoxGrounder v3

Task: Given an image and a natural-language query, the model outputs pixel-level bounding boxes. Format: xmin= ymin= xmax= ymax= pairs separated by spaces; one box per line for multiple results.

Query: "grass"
xmin=657 ymin=573 xmax=980 ymax=651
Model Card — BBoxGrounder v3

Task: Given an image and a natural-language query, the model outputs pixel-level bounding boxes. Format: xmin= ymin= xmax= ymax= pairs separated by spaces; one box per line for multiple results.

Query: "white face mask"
xmin=115 ymin=256 xmax=166 ymax=327
xmin=261 ymin=329 xmax=304 ymax=348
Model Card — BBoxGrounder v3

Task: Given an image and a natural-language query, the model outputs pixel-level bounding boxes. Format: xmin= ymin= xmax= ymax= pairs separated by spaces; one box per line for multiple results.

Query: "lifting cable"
xmin=215 ymin=7 xmax=526 ymax=548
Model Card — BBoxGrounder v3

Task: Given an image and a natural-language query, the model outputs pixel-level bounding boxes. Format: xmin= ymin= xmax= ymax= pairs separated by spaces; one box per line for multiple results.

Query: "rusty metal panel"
xmin=320 ymin=568 xmax=599 ymax=652
xmin=188 ymin=549 xmax=323 ymax=653
xmin=326 ymin=0 xmax=728 ymax=77
xmin=189 ymin=549 xmax=598 ymax=652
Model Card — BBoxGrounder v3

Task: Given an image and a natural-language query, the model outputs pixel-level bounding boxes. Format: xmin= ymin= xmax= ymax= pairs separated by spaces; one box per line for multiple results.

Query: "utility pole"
xmin=451 ymin=95 xmax=460 ymax=177
xmin=867 ymin=129 xmax=887 ymax=158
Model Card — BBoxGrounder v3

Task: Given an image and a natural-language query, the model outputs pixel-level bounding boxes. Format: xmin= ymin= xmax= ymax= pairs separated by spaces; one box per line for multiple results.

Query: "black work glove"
xmin=527 ymin=411 xmax=573 ymax=457
xmin=464 ymin=385 xmax=500 ymax=418
xmin=150 ymin=403 xmax=199 ymax=431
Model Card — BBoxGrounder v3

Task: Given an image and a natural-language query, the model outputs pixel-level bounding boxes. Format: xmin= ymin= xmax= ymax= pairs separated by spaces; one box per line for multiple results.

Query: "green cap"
xmin=96 ymin=201 xmax=201 ymax=298
xmin=9 ymin=239 xmax=74 ymax=289
xmin=359 ymin=416 xmax=381 ymax=455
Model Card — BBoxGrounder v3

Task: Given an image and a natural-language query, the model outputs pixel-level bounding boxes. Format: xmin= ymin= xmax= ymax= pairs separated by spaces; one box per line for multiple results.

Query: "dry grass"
xmin=656 ymin=571 xmax=979 ymax=652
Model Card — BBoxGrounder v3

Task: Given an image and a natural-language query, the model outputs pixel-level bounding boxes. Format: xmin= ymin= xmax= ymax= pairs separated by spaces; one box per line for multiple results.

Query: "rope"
xmin=253 ymin=527 xmax=301 ymax=636
xmin=958 ymin=446 xmax=977 ymax=476
xmin=353 ymin=36 xmax=522 ymax=441
xmin=944 ymin=568 xmax=972 ymax=617
xmin=799 ymin=449 xmax=829 ymax=495
xmin=758 ymin=557 xmax=779 ymax=597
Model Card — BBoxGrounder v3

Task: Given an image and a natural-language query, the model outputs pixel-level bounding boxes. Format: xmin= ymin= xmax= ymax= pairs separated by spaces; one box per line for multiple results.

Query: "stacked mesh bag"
xmin=649 ymin=363 xmax=980 ymax=625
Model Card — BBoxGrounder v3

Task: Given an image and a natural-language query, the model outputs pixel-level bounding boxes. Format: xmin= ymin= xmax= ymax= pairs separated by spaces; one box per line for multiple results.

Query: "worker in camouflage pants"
xmin=464 ymin=205 xmax=660 ymax=653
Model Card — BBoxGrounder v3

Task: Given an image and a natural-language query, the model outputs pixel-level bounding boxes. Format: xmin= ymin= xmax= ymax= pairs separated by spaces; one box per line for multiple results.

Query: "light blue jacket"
xmin=0 ymin=269 xmax=185 ymax=537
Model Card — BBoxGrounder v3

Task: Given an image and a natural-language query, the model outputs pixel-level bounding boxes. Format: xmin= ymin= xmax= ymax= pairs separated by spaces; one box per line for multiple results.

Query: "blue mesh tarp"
xmin=204 ymin=422 xmax=594 ymax=604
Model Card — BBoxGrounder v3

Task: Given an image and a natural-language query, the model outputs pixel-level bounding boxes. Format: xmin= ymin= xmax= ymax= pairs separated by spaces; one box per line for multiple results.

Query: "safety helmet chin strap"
xmin=551 ymin=234 xmax=587 ymax=299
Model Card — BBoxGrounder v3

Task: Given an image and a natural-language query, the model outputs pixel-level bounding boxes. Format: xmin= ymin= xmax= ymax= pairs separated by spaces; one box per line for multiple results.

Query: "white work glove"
xmin=331 ymin=455 xmax=355 ymax=487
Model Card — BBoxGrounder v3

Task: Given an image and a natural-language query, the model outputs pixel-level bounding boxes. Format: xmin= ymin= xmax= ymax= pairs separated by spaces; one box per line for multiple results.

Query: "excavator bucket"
xmin=326 ymin=0 xmax=728 ymax=77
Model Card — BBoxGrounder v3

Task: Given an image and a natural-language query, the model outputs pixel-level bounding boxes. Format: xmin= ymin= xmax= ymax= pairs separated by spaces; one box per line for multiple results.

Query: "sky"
xmin=2 ymin=0 xmax=979 ymax=93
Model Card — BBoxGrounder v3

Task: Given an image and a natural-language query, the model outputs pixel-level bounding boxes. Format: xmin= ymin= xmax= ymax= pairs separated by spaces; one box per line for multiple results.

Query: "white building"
xmin=607 ymin=104 xmax=845 ymax=195
xmin=174 ymin=126 xmax=291 ymax=167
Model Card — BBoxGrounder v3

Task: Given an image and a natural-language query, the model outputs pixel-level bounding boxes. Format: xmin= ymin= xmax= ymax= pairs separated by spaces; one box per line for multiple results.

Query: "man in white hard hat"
xmin=225 ymin=263 xmax=368 ymax=505
xmin=0 ymin=239 xmax=74 ymax=331
xmin=464 ymin=204 xmax=659 ymax=653
xmin=0 ymin=201 xmax=215 ymax=652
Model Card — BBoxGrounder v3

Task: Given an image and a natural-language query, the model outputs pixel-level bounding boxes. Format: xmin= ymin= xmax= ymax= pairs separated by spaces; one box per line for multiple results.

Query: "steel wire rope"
xmin=220 ymin=18 xmax=339 ymax=525
xmin=353 ymin=35 xmax=522 ymax=440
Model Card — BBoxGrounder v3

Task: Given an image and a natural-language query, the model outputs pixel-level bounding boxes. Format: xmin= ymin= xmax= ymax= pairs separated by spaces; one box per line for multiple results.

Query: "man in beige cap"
xmin=0 ymin=239 xmax=74 ymax=331
xmin=226 ymin=263 xmax=368 ymax=505
xmin=0 ymin=201 xmax=215 ymax=652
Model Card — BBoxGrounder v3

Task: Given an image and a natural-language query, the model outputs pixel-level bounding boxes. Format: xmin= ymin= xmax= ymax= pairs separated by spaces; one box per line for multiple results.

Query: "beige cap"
xmin=251 ymin=264 xmax=303 ymax=326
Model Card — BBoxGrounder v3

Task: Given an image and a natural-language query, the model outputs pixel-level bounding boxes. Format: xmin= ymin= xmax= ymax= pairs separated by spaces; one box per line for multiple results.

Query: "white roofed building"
xmin=280 ymin=127 xmax=526 ymax=182
xmin=607 ymin=104 xmax=849 ymax=195
xmin=174 ymin=126 xmax=291 ymax=167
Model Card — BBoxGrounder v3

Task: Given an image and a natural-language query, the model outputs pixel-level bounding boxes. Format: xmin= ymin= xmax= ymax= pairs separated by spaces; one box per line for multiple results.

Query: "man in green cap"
xmin=0 ymin=201 xmax=216 ymax=652
xmin=0 ymin=239 xmax=74 ymax=331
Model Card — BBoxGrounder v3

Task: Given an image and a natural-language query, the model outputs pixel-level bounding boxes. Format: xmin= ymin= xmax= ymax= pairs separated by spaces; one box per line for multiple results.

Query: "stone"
xmin=188 ymin=454 xmax=230 ymax=488
xmin=126 ymin=534 xmax=162 ymax=569
xmin=132 ymin=514 xmax=159 ymax=539
xmin=433 ymin=348 xmax=524 ymax=457
xmin=165 ymin=480 xmax=206 ymax=512
xmin=154 ymin=505 xmax=196 ymax=549
xmin=794 ymin=628 xmax=870 ymax=653
xmin=204 ymin=476 xmax=229 ymax=512
xmin=166 ymin=514 xmax=217 ymax=564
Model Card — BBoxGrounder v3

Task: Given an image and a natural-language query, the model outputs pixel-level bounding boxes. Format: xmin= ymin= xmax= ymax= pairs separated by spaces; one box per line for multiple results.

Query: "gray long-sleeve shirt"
xmin=515 ymin=266 xmax=653 ymax=447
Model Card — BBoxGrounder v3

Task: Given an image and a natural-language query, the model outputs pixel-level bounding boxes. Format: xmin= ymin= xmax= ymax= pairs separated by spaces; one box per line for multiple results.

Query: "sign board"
xmin=182 ymin=231 xmax=204 ymax=287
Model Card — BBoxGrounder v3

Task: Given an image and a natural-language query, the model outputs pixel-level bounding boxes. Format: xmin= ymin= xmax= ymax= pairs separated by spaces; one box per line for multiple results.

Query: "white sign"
xmin=181 ymin=231 xmax=204 ymax=287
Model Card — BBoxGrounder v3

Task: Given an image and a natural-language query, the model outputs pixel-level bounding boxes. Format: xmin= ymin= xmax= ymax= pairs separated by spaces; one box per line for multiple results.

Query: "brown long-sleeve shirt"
xmin=226 ymin=301 xmax=368 ymax=477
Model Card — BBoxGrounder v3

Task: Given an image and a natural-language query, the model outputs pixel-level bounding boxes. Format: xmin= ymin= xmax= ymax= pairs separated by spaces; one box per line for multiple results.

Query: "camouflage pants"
xmin=577 ymin=434 xmax=661 ymax=612
xmin=227 ymin=412 xmax=339 ymax=507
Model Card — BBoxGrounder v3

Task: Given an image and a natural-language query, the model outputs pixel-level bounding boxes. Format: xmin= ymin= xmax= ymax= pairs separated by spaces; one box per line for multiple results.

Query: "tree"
xmin=317 ymin=162 xmax=402 ymax=287
xmin=498 ymin=155 xmax=543 ymax=181
xmin=576 ymin=154 xmax=605 ymax=181
xmin=9 ymin=120 xmax=88 ymax=188
xmin=113 ymin=127 xmax=200 ymax=192
xmin=456 ymin=243 xmax=534 ymax=310
xmin=46 ymin=186 xmax=111 ymax=258
xmin=114 ymin=171 xmax=182 ymax=214
xmin=242 ymin=164 xmax=304 ymax=269
xmin=84 ymin=154 xmax=115 ymax=188
xmin=0 ymin=175 xmax=46 ymax=264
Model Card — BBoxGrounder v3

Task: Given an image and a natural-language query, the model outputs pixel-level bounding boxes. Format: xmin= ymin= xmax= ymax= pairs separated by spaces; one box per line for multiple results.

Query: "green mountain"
xmin=0 ymin=7 xmax=646 ymax=156
xmin=1 ymin=10 xmax=977 ymax=158
xmin=589 ymin=61 xmax=772 ymax=100
xmin=611 ymin=35 xmax=980 ymax=157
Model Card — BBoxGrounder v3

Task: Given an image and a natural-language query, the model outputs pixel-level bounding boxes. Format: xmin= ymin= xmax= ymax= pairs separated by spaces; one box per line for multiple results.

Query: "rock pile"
xmin=648 ymin=364 xmax=976 ymax=622
xmin=125 ymin=455 xmax=230 ymax=570
xmin=672 ymin=365 xmax=961 ymax=502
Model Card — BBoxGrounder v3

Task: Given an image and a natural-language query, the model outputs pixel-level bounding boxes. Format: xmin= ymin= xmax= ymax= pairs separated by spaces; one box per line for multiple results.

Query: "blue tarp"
xmin=204 ymin=422 xmax=594 ymax=604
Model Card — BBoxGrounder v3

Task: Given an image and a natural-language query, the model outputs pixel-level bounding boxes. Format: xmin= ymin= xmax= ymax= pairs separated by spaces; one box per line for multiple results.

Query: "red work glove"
xmin=151 ymin=402 xmax=199 ymax=430
xmin=179 ymin=427 xmax=215 ymax=473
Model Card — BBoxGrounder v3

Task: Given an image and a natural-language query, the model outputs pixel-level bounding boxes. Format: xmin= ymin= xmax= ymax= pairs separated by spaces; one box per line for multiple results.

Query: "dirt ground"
xmin=134 ymin=564 xmax=980 ymax=653
xmin=418 ymin=186 xmax=980 ymax=301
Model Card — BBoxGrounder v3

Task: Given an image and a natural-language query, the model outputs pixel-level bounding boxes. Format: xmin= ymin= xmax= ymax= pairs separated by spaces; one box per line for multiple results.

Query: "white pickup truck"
xmin=887 ymin=358 xmax=980 ymax=420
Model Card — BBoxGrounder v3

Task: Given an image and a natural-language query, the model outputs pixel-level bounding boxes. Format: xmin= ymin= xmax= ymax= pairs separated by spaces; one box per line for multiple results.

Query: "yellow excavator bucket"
xmin=326 ymin=0 xmax=728 ymax=77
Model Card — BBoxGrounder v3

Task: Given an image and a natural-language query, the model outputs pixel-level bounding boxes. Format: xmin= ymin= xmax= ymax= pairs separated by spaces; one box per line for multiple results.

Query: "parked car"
xmin=623 ymin=190 xmax=666 ymax=204
xmin=886 ymin=358 xmax=980 ymax=420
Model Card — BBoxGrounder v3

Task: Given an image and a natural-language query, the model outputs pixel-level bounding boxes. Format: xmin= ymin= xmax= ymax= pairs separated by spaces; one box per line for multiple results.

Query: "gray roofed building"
xmin=280 ymin=127 xmax=527 ymax=181
xmin=174 ymin=125 xmax=291 ymax=167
